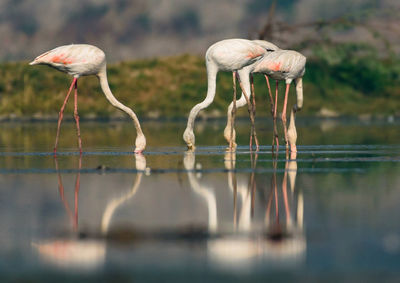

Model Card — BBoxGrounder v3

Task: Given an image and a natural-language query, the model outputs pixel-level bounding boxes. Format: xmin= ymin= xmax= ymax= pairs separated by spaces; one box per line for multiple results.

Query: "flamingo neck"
xmin=186 ymin=67 xmax=217 ymax=130
xmin=97 ymin=66 xmax=144 ymax=138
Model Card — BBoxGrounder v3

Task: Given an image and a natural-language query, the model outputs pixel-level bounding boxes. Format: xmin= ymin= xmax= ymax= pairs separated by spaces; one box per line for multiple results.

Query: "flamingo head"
xmin=134 ymin=134 xmax=146 ymax=154
xmin=223 ymin=124 xmax=237 ymax=146
xmin=183 ymin=128 xmax=196 ymax=150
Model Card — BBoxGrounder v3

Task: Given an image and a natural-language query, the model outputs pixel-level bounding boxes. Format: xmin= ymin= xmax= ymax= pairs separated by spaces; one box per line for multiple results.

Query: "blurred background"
xmin=0 ymin=0 xmax=399 ymax=118
xmin=1 ymin=0 xmax=399 ymax=61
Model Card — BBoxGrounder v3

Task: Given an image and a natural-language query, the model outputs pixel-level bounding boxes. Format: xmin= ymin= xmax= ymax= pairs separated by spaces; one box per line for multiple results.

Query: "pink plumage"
xmin=183 ymin=38 xmax=267 ymax=150
xmin=30 ymin=44 xmax=106 ymax=77
xmin=183 ymin=38 xmax=306 ymax=154
xmin=30 ymin=44 xmax=146 ymax=154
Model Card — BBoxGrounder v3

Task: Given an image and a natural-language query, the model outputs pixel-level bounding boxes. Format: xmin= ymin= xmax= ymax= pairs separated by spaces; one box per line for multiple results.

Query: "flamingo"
xmin=251 ymin=49 xmax=305 ymax=153
xmin=224 ymin=39 xmax=280 ymax=150
xmin=227 ymin=48 xmax=305 ymax=153
xmin=183 ymin=39 xmax=267 ymax=150
xmin=29 ymin=44 xmax=146 ymax=154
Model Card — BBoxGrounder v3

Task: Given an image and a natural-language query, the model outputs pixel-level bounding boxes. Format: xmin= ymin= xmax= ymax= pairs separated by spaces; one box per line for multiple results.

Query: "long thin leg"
xmin=229 ymin=72 xmax=237 ymax=151
xmin=73 ymin=80 xmax=82 ymax=154
xmin=250 ymin=74 xmax=259 ymax=151
xmin=265 ymin=75 xmax=274 ymax=115
xmin=272 ymin=81 xmax=279 ymax=153
xmin=54 ymin=77 xmax=77 ymax=154
xmin=236 ymin=72 xmax=259 ymax=152
xmin=281 ymin=84 xmax=291 ymax=152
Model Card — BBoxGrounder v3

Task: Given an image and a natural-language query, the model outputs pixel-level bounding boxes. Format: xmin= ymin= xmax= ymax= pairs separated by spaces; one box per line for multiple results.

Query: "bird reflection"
xmin=54 ymin=154 xmax=81 ymax=232
xmin=32 ymin=154 xmax=146 ymax=271
xmin=101 ymin=154 xmax=146 ymax=234
xmin=184 ymin=152 xmax=218 ymax=232
xmin=261 ymin=152 xmax=305 ymax=262
xmin=197 ymin=151 xmax=306 ymax=269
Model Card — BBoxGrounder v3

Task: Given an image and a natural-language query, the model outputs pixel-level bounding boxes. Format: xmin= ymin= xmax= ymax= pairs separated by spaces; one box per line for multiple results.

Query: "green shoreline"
xmin=1 ymin=45 xmax=399 ymax=119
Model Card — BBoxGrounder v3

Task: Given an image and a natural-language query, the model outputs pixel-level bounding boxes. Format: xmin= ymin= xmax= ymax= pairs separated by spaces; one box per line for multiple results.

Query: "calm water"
xmin=1 ymin=118 xmax=400 ymax=282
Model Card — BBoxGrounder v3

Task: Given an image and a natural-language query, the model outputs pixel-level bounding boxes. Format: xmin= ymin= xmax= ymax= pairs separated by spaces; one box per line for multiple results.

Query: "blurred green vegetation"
xmin=304 ymin=42 xmax=400 ymax=115
xmin=0 ymin=43 xmax=399 ymax=120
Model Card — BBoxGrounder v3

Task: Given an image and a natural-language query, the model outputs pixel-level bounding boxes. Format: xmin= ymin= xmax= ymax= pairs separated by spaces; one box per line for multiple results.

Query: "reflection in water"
xmin=184 ymin=151 xmax=306 ymax=270
xmin=101 ymin=154 xmax=146 ymax=234
xmin=184 ymin=152 xmax=218 ymax=232
xmin=54 ymin=155 xmax=82 ymax=232
xmin=32 ymin=155 xmax=146 ymax=271
xmin=33 ymin=149 xmax=305 ymax=272
xmin=262 ymin=152 xmax=305 ymax=263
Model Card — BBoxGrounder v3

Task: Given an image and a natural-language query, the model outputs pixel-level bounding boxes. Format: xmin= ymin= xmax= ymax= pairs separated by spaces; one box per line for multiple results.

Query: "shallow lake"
xmin=1 ymin=118 xmax=400 ymax=282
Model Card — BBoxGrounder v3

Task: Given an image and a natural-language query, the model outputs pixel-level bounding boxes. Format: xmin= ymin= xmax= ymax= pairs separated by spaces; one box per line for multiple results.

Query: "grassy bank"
xmin=0 ymin=43 xmax=399 ymax=120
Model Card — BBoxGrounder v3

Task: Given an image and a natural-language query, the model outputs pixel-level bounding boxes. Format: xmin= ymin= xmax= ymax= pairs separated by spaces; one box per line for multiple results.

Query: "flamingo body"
xmin=30 ymin=44 xmax=105 ymax=77
xmin=253 ymin=50 xmax=306 ymax=84
xmin=206 ymin=39 xmax=266 ymax=71
xmin=30 ymin=44 xmax=146 ymax=153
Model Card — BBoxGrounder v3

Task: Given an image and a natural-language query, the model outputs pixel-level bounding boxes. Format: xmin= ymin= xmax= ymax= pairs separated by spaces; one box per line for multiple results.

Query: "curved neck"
xmin=97 ymin=66 xmax=143 ymax=136
xmin=186 ymin=65 xmax=217 ymax=130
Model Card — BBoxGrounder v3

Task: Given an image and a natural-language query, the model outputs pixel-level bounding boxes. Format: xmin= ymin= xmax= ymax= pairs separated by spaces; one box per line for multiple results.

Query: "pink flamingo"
xmin=223 ymin=40 xmax=280 ymax=149
xmin=252 ymin=49 xmax=305 ymax=153
xmin=30 ymin=44 xmax=146 ymax=154
xmin=227 ymin=48 xmax=305 ymax=153
xmin=183 ymin=39 xmax=267 ymax=150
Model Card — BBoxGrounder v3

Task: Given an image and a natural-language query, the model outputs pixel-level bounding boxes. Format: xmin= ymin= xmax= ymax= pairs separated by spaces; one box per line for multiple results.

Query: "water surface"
xmin=1 ymin=118 xmax=400 ymax=282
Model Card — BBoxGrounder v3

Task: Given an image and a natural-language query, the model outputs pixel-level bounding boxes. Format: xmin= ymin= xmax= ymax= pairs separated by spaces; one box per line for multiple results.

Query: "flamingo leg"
xmin=250 ymin=74 xmax=259 ymax=151
xmin=73 ymin=80 xmax=83 ymax=154
xmin=281 ymin=84 xmax=290 ymax=152
xmin=265 ymin=75 xmax=274 ymax=116
xmin=235 ymin=72 xmax=259 ymax=152
xmin=272 ymin=81 xmax=279 ymax=153
xmin=54 ymin=77 xmax=77 ymax=154
xmin=229 ymin=72 xmax=237 ymax=151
